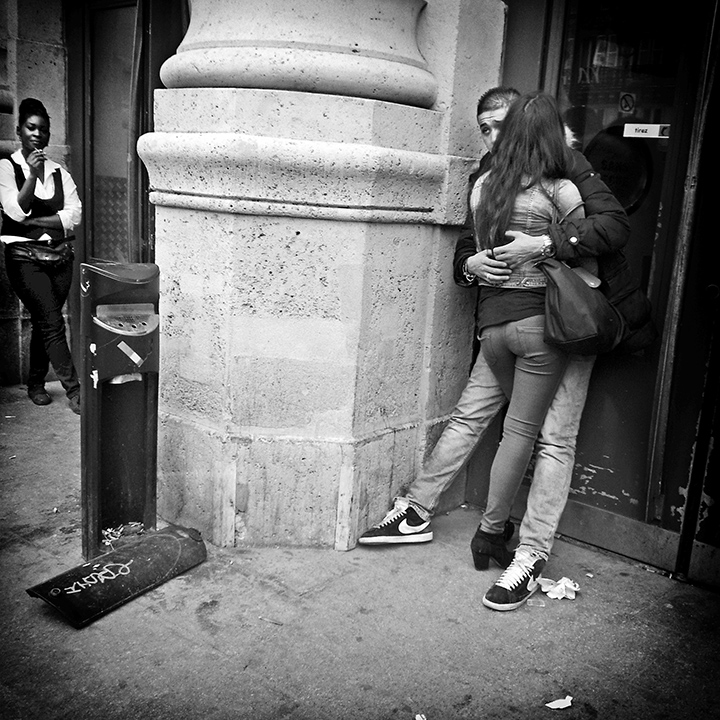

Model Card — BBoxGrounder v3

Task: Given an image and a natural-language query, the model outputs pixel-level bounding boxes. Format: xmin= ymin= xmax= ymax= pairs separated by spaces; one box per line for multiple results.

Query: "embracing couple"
xmin=357 ymin=88 xmax=654 ymax=612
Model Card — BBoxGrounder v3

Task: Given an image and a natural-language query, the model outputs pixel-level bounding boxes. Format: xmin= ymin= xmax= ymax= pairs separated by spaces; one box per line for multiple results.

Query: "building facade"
xmin=1 ymin=0 xmax=718 ymax=588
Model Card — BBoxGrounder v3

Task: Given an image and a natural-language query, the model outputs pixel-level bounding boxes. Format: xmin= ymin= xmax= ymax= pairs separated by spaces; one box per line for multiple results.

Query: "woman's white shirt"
xmin=0 ymin=148 xmax=82 ymax=243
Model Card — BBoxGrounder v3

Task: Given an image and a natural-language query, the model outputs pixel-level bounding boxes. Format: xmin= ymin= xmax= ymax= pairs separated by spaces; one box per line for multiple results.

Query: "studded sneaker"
xmin=357 ymin=499 xmax=433 ymax=545
xmin=482 ymin=549 xmax=546 ymax=611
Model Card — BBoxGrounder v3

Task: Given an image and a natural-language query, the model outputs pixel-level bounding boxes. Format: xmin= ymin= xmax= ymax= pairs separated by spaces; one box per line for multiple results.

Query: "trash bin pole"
xmin=80 ymin=262 xmax=160 ymax=560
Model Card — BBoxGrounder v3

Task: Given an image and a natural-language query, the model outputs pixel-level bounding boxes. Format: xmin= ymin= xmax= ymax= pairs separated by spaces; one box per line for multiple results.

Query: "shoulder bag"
xmin=538 ymin=257 xmax=625 ymax=355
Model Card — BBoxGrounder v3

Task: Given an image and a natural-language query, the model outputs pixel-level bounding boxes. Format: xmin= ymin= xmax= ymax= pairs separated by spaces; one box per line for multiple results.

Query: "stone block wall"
xmin=138 ymin=0 xmax=507 ymax=549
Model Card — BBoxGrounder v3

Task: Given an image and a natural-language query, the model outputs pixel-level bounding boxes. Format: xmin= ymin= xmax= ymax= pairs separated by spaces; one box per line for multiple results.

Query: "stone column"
xmin=137 ymin=0 xmax=505 ymax=549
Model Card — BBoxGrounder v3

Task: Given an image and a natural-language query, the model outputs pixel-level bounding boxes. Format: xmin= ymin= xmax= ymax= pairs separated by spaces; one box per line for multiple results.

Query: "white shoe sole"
xmin=357 ymin=532 xmax=433 ymax=545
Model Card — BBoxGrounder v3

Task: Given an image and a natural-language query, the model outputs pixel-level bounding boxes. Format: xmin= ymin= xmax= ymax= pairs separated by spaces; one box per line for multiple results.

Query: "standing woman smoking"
xmin=1 ymin=98 xmax=82 ymax=413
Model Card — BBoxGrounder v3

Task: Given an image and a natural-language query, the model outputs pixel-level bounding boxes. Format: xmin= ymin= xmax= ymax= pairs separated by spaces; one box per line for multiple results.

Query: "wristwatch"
xmin=540 ymin=235 xmax=556 ymax=258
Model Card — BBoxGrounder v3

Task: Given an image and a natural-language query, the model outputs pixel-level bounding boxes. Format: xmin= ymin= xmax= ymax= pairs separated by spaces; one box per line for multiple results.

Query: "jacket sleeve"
xmin=452 ymin=160 xmax=486 ymax=287
xmin=453 ymin=210 xmax=478 ymax=287
xmin=548 ymin=149 xmax=630 ymax=262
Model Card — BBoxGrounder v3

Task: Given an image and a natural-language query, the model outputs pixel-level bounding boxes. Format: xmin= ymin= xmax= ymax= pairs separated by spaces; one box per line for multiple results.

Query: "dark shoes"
xmin=358 ymin=500 xmax=433 ymax=545
xmin=68 ymin=394 xmax=81 ymax=415
xmin=28 ymin=386 xmax=80 ymax=415
xmin=470 ymin=523 xmax=515 ymax=570
xmin=28 ymin=387 xmax=52 ymax=406
xmin=482 ymin=549 xmax=546 ymax=611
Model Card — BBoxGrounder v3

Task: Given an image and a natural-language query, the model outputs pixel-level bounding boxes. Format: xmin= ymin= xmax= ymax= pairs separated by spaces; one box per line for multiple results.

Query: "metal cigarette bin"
xmin=80 ymin=262 xmax=160 ymax=559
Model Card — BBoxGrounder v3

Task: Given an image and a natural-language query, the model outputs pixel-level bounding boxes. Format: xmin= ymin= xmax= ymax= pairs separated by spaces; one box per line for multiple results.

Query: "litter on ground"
xmin=538 ymin=577 xmax=580 ymax=600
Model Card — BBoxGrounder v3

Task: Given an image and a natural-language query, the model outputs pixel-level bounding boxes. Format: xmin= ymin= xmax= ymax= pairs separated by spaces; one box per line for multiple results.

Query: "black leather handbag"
xmin=539 ymin=258 xmax=625 ymax=355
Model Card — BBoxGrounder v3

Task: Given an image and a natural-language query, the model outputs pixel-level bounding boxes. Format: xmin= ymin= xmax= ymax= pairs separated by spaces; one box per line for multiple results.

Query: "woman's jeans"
xmin=5 ymin=251 xmax=80 ymax=398
xmin=407 ymin=317 xmax=595 ymax=558
xmin=478 ymin=315 xmax=568 ymax=536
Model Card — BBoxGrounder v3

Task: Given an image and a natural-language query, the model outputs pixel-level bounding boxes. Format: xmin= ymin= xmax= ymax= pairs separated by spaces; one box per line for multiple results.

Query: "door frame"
xmin=485 ymin=0 xmax=719 ymax=585
xmin=64 ymin=0 xmax=188 ymax=356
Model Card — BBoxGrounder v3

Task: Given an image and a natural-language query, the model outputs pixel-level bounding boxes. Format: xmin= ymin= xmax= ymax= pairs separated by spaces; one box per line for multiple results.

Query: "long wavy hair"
xmin=474 ymin=91 xmax=571 ymax=252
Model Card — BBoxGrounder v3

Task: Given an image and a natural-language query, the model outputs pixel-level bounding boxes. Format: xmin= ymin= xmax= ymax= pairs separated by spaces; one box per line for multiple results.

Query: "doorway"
xmin=64 ymin=0 xmax=187 ymax=360
xmin=466 ymin=0 xmax=719 ymax=586
xmin=65 ymin=0 xmax=188 ymax=265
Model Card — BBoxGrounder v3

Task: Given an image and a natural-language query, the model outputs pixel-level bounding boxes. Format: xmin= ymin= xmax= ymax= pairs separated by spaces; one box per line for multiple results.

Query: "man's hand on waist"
xmin=466 ymin=249 xmax=511 ymax=284
xmin=493 ymin=231 xmax=549 ymax=268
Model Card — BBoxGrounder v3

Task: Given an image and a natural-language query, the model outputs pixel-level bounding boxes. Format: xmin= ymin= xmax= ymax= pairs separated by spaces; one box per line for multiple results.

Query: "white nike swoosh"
xmin=527 ymin=577 xmax=540 ymax=592
xmin=398 ymin=519 xmax=430 ymax=534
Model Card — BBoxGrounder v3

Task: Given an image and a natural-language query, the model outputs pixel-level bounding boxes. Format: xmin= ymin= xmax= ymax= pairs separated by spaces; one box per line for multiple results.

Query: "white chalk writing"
xmin=62 ymin=560 xmax=134 ymax=595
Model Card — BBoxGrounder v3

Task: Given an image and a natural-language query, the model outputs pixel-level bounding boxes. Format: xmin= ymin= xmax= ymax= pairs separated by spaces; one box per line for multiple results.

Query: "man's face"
xmin=477 ymin=106 xmax=509 ymax=153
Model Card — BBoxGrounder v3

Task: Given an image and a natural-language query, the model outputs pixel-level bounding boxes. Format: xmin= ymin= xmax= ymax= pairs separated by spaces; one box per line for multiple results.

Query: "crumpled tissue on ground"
xmin=545 ymin=695 xmax=573 ymax=709
xmin=538 ymin=577 xmax=580 ymax=599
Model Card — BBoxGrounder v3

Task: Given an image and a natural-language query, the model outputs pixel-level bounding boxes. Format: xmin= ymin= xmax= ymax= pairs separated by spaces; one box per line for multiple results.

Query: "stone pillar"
xmin=137 ymin=0 xmax=505 ymax=549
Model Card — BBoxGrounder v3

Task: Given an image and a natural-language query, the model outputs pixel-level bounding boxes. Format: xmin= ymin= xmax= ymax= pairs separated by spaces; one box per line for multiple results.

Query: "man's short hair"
xmin=476 ymin=87 xmax=521 ymax=117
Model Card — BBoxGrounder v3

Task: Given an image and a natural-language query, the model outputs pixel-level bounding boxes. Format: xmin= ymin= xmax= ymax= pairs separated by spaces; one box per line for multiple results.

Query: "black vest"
xmin=1 ymin=158 xmax=65 ymax=242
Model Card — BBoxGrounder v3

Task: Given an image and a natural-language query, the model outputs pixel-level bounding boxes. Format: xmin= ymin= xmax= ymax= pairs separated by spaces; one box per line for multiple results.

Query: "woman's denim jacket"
xmin=470 ymin=173 xmax=584 ymax=289
xmin=454 ymin=150 xmax=656 ymax=352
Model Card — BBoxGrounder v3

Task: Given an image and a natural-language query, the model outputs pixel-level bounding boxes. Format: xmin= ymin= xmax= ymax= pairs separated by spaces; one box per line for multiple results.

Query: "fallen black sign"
xmin=26 ymin=525 xmax=207 ymax=628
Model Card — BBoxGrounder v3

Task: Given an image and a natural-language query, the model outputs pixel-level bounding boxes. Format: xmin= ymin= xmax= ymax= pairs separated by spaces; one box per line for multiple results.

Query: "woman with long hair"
xmin=468 ymin=92 xmax=585 ymax=606
xmin=1 ymin=98 xmax=82 ymax=413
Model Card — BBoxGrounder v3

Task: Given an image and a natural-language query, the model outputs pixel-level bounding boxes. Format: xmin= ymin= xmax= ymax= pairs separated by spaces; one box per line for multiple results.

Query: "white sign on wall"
xmin=623 ymin=123 xmax=671 ymax=138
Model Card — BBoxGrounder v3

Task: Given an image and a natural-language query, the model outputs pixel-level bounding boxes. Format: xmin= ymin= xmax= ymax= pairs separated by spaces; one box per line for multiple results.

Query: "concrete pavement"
xmin=1 ymin=381 xmax=719 ymax=720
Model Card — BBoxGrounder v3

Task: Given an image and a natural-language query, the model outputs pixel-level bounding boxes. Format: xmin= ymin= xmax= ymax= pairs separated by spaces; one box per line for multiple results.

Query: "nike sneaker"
xmin=357 ymin=500 xmax=433 ymax=545
xmin=482 ymin=549 xmax=546 ymax=611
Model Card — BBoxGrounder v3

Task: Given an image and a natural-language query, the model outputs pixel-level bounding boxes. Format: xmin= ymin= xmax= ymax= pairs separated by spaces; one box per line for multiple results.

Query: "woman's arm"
xmin=25 ymin=214 xmax=63 ymax=230
xmin=548 ymin=150 xmax=629 ymax=260
xmin=16 ymin=150 xmax=45 ymax=213
xmin=24 ymin=165 xmax=82 ymax=236
xmin=56 ymin=166 xmax=82 ymax=234
xmin=564 ymin=205 xmax=586 ymax=224
xmin=557 ymin=179 xmax=585 ymax=223
xmin=0 ymin=158 xmax=32 ymax=222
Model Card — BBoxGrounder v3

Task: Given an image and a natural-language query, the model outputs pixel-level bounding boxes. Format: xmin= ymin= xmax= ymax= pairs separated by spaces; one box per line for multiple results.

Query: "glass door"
xmin=548 ymin=0 xmax=689 ymax=568
xmin=467 ymin=0 xmax=717 ymax=579
xmin=89 ymin=3 xmax=137 ymax=261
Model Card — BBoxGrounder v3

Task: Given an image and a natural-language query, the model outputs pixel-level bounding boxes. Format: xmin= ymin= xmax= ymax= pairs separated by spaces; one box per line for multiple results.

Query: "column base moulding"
xmin=137 ymin=132 xmax=473 ymax=227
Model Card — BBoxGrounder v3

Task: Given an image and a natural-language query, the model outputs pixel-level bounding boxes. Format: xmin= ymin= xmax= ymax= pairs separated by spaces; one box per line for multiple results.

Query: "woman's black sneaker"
xmin=482 ymin=549 xmax=546 ymax=611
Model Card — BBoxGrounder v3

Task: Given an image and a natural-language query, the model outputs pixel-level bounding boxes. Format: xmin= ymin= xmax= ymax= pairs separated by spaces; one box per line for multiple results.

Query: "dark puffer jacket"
xmin=453 ymin=149 xmax=656 ymax=353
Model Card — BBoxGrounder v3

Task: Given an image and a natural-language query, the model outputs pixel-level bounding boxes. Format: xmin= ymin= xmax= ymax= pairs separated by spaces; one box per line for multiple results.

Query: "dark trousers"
xmin=4 ymin=249 xmax=80 ymax=398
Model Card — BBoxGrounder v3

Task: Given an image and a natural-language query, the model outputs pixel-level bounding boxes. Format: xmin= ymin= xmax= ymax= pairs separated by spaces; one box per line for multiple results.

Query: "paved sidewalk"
xmin=1 ymin=382 xmax=719 ymax=720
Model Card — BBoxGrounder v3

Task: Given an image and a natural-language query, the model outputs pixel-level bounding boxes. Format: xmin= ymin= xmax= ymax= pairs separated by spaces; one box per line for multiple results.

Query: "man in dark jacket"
xmin=358 ymin=87 xmax=654 ymax=612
